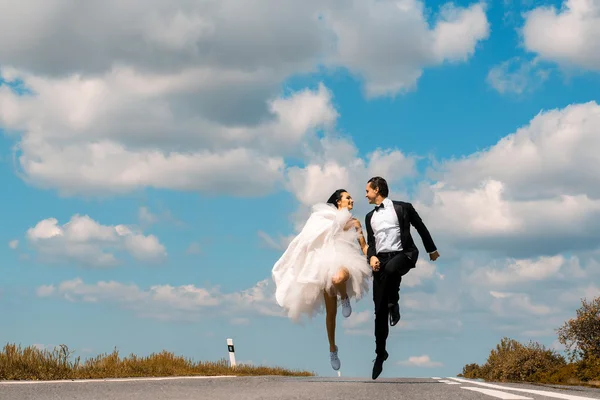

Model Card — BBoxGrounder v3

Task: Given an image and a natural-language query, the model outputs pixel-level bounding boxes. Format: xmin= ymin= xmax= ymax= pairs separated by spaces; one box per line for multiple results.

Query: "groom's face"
xmin=365 ymin=183 xmax=378 ymax=204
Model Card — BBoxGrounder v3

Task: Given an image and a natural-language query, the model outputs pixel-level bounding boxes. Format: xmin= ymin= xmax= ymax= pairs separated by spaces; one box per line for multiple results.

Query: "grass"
xmin=0 ymin=343 xmax=315 ymax=381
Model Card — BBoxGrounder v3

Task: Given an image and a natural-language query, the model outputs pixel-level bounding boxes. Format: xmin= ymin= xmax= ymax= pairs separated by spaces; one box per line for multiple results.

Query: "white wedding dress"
xmin=272 ymin=203 xmax=372 ymax=322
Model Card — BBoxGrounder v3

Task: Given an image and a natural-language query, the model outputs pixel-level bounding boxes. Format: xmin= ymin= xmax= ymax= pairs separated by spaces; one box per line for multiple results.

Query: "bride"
xmin=271 ymin=189 xmax=371 ymax=371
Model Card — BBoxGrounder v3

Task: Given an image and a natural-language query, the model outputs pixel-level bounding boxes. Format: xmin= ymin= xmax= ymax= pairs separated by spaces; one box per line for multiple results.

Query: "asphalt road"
xmin=2 ymin=376 xmax=600 ymax=400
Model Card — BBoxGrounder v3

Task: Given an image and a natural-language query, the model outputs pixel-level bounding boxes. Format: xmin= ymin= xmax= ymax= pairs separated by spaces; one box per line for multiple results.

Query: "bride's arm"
xmin=351 ymin=218 xmax=369 ymax=255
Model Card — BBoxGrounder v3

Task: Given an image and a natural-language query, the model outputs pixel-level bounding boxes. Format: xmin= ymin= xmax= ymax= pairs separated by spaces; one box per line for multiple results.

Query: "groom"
xmin=364 ymin=176 xmax=440 ymax=380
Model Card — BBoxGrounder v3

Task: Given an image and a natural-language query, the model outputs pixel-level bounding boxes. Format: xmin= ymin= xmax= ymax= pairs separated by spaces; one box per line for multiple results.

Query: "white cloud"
xmin=342 ymin=312 xmax=463 ymax=336
xmin=257 ymin=231 xmax=294 ymax=251
xmin=501 ymin=0 xmax=520 ymax=26
xmin=147 ymin=284 xmax=221 ymax=309
xmin=25 ymin=214 xmax=167 ymax=267
xmin=230 ymin=318 xmax=250 ymax=326
xmin=558 ymin=284 xmax=600 ymax=306
xmin=285 ymin=136 xmax=418 ymax=229
xmin=325 ymin=0 xmax=489 ymax=97
xmin=402 ymin=290 xmax=460 ymax=313
xmin=332 ymin=248 xmax=593 ymax=345
xmin=489 ymin=291 xmax=554 ymax=316
xmin=38 ymin=251 xmax=593 ymax=341
xmin=35 ymin=285 xmax=55 ymax=297
xmin=345 ymin=319 xmax=463 ymax=337
xmin=138 ymin=206 xmax=184 ymax=227
xmin=402 ymin=259 xmax=444 ymax=287
xmin=521 ymin=329 xmax=557 ymax=338
xmin=38 ymin=278 xmax=217 ymax=321
xmin=430 ymin=101 xmax=600 ymax=198
xmin=8 ymin=239 xmax=18 ymax=249
xmin=0 ymin=1 xmax=327 ymax=80
xmin=185 ymin=242 xmax=202 ymax=255
xmin=523 ymin=0 xmax=600 ymax=70
xmin=431 ymin=250 xmax=600 ymax=342
xmin=227 ymin=279 xmax=284 ymax=318
xmin=431 ymin=3 xmax=490 ymax=63
xmin=0 ymin=72 xmax=332 ymax=196
xmin=37 ymin=277 xmax=284 ymax=322
xmin=0 ymin=0 xmax=489 ymax=97
xmin=416 ymin=101 xmax=600 ymax=257
xmin=469 ymin=255 xmax=572 ymax=287
xmin=487 ymin=57 xmax=551 ymax=94
xmin=138 ymin=207 xmax=158 ymax=225
xmin=342 ymin=310 xmax=372 ymax=330
xmin=398 ymin=355 xmax=443 ymax=367
xmin=0 ymin=1 xmax=489 ymax=196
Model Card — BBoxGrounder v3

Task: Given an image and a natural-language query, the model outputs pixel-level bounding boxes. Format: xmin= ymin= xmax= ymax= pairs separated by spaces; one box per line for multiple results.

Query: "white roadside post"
xmin=227 ymin=338 xmax=237 ymax=368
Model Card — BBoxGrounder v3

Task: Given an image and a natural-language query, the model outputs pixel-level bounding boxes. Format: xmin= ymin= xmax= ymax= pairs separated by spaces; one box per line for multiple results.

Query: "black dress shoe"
xmin=389 ymin=303 xmax=400 ymax=326
xmin=372 ymin=352 xmax=388 ymax=380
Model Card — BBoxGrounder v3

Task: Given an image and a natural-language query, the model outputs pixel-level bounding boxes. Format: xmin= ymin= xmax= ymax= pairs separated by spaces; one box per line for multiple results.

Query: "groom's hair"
xmin=326 ymin=189 xmax=347 ymax=207
xmin=367 ymin=176 xmax=389 ymax=197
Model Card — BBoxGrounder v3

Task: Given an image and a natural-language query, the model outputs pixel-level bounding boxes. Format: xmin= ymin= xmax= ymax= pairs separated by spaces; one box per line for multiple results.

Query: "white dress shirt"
xmin=370 ymin=198 xmax=402 ymax=254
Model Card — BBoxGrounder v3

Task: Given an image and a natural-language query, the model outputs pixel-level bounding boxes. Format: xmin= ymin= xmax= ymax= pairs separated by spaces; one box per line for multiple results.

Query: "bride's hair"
xmin=326 ymin=189 xmax=347 ymax=208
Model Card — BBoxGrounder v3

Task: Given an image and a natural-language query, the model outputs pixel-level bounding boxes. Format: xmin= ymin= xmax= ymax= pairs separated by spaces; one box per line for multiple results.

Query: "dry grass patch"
xmin=0 ymin=343 xmax=314 ymax=381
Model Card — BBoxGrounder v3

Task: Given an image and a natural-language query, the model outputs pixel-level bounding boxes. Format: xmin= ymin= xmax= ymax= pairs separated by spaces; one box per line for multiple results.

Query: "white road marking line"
xmin=449 ymin=377 xmax=599 ymax=400
xmin=0 ymin=375 xmax=237 ymax=385
xmin=462 ymin=387 xmax=533 ymax=399
xmin=438 ymin=380 xmax=461 ymax=384
xmin=431 ymin=377 xmax=442 ymax=380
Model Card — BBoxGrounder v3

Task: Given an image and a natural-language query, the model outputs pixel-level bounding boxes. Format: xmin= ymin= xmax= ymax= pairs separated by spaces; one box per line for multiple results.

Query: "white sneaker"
xmin=330 ymin=346 xmax=341 ymax=371
xmin=341 ymin=297 xmax=352 ymax=318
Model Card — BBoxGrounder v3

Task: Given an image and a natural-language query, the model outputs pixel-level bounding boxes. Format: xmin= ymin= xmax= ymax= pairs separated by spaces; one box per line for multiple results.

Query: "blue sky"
xmin=1 ymin=0 xmax=600 ymax=378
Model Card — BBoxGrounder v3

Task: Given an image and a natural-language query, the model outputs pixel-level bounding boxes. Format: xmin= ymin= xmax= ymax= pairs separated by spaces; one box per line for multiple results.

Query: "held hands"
xmin=370 ymin=256 xmax=380 ymax=272
xmin=371 ymin=252 xmax=438 ymax=271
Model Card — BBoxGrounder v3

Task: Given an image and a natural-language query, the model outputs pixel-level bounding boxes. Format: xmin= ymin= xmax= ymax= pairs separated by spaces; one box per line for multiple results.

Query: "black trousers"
xmin=373 ymin=251 xmax=413 ymax=357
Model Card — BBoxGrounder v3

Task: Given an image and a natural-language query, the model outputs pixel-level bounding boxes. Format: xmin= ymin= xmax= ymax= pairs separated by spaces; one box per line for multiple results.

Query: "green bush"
xmin=557 ymin=296 xmax=600 ymax=382
xmin=460 ymin=363 xmax=482 ymax=379
xmin=462 ymin=337 xmax=566 ymax=383
xmin=574 ymin=354 xmax=600 ymax=382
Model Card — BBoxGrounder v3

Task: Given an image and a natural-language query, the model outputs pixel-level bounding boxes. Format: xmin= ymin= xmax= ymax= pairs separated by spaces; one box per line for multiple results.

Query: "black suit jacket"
xmin=365 ymin=200 xmax=437 ymax=267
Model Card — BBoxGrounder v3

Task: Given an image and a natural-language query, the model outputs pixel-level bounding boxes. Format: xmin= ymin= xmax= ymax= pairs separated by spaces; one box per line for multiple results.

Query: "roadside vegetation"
xmin=459 ymin=296 xmax=600 ymax=387
xmin=0 ymin=344 xmax=314 ymax=380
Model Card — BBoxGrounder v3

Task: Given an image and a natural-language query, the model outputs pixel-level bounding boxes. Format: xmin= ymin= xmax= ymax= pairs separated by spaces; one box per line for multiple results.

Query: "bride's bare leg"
xmin=324 ymin=290 xmax=338 ymax=352
xmin=332 ymin=267 xmax=350 ymax=299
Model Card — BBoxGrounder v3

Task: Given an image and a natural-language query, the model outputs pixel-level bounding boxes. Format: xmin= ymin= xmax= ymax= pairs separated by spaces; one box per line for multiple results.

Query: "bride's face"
xmin=338 ymin=192 xmax=354 ymax=210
